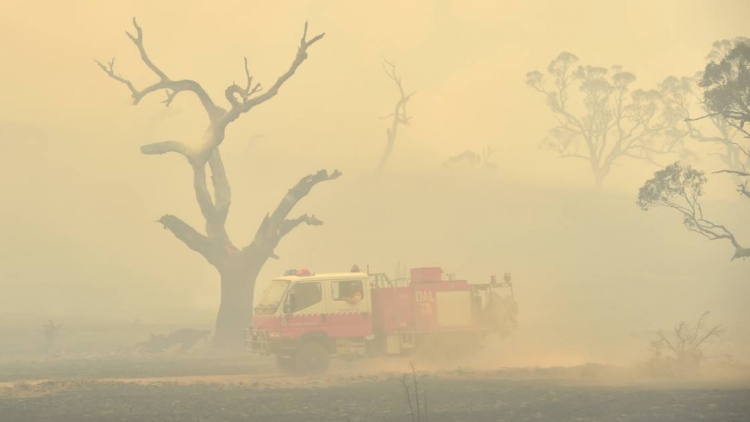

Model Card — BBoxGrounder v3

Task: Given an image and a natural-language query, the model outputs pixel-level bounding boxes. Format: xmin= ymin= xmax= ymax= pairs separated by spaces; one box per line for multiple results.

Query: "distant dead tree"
xmin=442 ymin=146 xmax=498 ymax=172
xmin=649 ymin=312 xmax=723 ymax=373
xmin=43 ymin=319 xmax=62 ymax=353
xmin=97 ymin=18 xmax=335 ymax=348
xmin=637 ymin=162 xmax=749 ymax=260
xmin=376 ymin=61 xmax=415 ymax=174
xmin=526 ymin=52 xmax=688 ymax=187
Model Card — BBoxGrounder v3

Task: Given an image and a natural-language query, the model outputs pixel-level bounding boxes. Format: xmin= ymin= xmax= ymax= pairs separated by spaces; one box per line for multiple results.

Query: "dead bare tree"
xmin=97 ymin=18 xmax=335 ymax=348
xmin=42 ymin=319 xmax=62 ymax=353
xmin=649 ymin=312 xmax=723 ymax=373
xmin=442 ymin=146 xmax=498 ymax=172
xmin=637 ymin=162 xmax=749 ymax=260
xmin=527 ymin=52 xmax=688 ymax=187
xmin=376 ymin=61 xmax=415 ymax=174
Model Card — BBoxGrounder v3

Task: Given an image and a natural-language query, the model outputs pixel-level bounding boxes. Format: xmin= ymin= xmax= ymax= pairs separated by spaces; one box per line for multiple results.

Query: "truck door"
xmin=282 ymin=281 xmax=328 ymax=337
xmin=327 ymin=278 xmax=372 ymax=337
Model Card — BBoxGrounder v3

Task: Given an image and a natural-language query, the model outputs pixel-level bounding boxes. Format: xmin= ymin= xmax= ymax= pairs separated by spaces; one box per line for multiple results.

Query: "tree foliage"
xmin=700 ymin=40 xmax=750 ymax=134
xmin=527 ymin=52 xmax=688 ymax=186
xmin=669 ymin=70 xmax=750 ymax=183
xmin=638 ymin=162 xmax=748 ymax=260
xmin=696 ymin=38 xmax=750 ymax=198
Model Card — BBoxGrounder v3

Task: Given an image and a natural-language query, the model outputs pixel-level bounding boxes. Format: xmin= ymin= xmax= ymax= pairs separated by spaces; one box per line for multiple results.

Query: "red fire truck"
xmin=245 ymin=266 xmax=517 ymax=374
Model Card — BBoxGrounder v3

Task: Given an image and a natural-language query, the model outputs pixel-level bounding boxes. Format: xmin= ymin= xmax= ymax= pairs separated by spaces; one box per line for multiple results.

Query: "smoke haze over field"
xmin=1 ymin=0 xmax=749 ymax=365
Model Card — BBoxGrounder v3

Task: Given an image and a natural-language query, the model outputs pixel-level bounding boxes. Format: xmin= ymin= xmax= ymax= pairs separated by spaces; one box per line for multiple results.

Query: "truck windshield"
xmin=255 ymin=280 xmax=290 ymax=315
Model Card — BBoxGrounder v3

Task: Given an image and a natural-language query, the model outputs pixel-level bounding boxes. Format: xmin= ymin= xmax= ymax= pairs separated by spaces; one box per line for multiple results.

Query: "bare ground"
xmin=0 ymin=353 xmax=748 ymax=422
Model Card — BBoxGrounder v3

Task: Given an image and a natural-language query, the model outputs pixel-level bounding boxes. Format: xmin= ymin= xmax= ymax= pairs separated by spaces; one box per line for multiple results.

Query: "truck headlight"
xmin=267 ymin=332 xmax=281 ymax=339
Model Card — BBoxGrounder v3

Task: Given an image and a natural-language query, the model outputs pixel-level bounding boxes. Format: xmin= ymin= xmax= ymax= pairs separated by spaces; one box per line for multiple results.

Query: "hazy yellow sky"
xmin=1 ymin=1 xmax=748 ymax=347
xmin=3 ymin=0 xmax=748 ymax=169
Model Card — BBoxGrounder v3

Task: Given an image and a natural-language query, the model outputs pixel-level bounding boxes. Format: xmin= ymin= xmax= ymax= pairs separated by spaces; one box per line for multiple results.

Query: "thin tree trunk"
xmin=593 ymin=166 xmax=607 ymax=189
xmin=594 ymin=175 xmax=604 ymax=189
xmin=377 ymin=134 xmax=396 ymax=174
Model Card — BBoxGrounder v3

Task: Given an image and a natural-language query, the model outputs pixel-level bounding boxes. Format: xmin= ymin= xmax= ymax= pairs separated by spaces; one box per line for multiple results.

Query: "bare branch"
xmin=125 ymin=17 xmax=168 ymax=80
xmin=97 ymin=17 xmax=222 ymax=121
xmin=157 ymin=214 xmax=213 ymax=263
xmin=101 ymin=18 xmax=325 ymax=169
xmin=224 ymin=57 xmax=263 ymax=107
xmin=95 ymin=58 xmax=139 ymax=98
xmin=270 ymin=169 xmax=341 ymax=222
xmin=639 ymin=162 xmax=746 ymax=260
xmin=685 ymin=112 xmax=724 ymax=123
xmin=279 ymin=214 xmax=323 ymax=238
xmin=377 ymin=61 xmax=414 ymax=173
xmin=247 ymin=169 xmax=341 ymax=258
xmin=140 ymin=140 xmax=192 ymax=157
xmin=215 ymin=21 xmax=325 ymax=142
xmin=713 ymin=169 xmax=750 ymax=177
xmin=656 ymin=330 xmax=680 ymax=356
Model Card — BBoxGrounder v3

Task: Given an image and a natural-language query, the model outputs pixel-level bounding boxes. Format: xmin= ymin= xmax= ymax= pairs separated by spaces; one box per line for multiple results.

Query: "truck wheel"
xmin=293 ymin=342 xmax=330 ymax=375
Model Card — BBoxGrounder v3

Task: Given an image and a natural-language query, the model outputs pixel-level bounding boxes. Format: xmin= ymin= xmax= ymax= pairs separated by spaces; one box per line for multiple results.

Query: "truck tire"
xmin=293 ymin=342 xmax=330 ymax=375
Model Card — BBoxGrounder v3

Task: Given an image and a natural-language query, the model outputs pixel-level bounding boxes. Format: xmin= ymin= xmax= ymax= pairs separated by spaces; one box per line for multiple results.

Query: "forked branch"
xmin=248 ymin=169 xmax=341 ymax=258
xmin=99 ymin=18 xmax=325 ymax=165
xmin=651 ymin=311 xmax=724 ymax=366
xmin=96 ymin=18 xmax=222 ymax=121
xmin=140 ymin=140 xmax=192 ymax=158
xmin=279 ymin=214 xmax=324 ymax=238
xmin=157 ymin=214 xmax=215 ymax=264
xmin=217 ymin=21 xmax=325 ymax=133
xmin=225 ymin=57 xmax=264 ymax=107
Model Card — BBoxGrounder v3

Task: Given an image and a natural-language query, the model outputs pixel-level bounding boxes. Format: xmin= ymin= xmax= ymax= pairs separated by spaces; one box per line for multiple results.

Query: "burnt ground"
xmin=0 ymin=354 xmax=749 ymax=422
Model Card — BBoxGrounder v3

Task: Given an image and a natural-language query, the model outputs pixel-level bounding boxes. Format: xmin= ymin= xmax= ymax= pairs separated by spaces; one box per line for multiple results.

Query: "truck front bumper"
xmin=244 ymin=329 xmax=297 ymax=356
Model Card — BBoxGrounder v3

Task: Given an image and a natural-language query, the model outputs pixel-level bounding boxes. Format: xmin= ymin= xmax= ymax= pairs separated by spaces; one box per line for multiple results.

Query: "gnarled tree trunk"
xmin=214 ymin=257 xmax=262 ymax=348
xmin=98 ymin=18 xmax=334 ymax=349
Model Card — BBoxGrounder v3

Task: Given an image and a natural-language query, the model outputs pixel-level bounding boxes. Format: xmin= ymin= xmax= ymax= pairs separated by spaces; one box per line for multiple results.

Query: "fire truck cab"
xmin=246 ymin=267 xmax=517 ymax=374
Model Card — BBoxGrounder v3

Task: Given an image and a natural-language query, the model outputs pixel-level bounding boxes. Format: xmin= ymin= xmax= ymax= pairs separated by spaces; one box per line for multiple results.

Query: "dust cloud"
xmin=1 ymin=0 xmax=749 ymax=420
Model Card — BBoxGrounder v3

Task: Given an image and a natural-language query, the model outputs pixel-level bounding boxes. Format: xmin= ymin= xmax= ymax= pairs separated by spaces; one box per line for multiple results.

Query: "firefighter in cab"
xmin=345 ymin=267 xmax=363 ymax=305
xmin=346 ymin=285 xmax=363 ymax=305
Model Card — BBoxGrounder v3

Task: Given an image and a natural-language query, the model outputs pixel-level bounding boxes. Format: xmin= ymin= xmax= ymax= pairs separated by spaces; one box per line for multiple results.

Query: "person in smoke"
xmin=344 ymin=282 xmax=363 ymax=305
